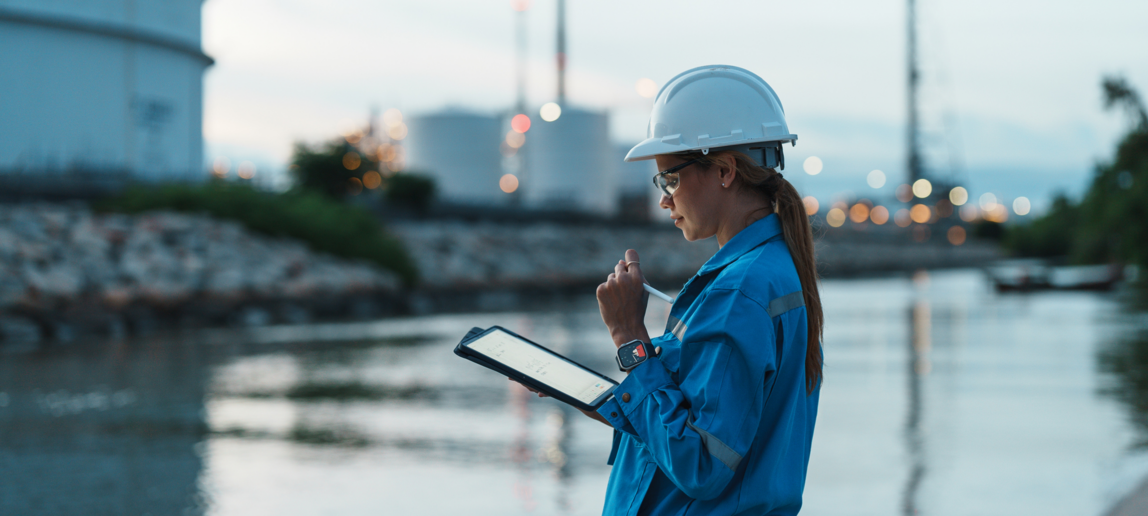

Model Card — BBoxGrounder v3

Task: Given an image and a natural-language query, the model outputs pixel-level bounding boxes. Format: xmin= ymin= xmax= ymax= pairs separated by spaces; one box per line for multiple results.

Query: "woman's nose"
xmin=659 ymin=194 xmax=673 ymax=209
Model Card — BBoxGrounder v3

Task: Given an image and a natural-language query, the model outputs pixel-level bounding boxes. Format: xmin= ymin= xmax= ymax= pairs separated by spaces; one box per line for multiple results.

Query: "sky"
xmin=201 ymin=0 xmax=1148 ymax=213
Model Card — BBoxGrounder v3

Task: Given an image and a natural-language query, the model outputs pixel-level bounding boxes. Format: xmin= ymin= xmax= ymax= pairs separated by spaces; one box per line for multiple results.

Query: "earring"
xmin=722 ymin=182 xmax=725 ymax=187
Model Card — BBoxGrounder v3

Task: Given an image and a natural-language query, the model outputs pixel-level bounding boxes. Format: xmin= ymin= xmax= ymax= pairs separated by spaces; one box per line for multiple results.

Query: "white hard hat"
xmin=625 ymin=65 xmax=797 ymax=169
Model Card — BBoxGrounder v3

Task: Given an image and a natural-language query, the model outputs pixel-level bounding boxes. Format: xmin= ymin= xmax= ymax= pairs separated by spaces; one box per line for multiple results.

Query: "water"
xmin=3 ymin=269 xmax=1148 ymax=515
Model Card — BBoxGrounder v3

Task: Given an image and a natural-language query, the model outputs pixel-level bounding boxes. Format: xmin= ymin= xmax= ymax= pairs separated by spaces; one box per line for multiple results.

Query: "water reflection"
xmin=903 ymin=279 xmax=931 ymax=516
xmin=0 ymin=337 xmax=210 ymax=515
xmin=1099 ymin=327 xmax=1148 ymax=448
xmin=5 ymin=272 xmax=1148 ymax=515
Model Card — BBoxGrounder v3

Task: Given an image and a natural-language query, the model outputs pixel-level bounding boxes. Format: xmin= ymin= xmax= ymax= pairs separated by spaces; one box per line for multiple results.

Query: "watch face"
xmin=619 ymin=341 xmax=647 ymax=369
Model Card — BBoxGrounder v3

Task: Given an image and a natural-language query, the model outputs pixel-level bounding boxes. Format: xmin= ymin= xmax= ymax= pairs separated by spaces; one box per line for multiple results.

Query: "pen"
xmin=643 ymin=283 xmax=675 ymax=304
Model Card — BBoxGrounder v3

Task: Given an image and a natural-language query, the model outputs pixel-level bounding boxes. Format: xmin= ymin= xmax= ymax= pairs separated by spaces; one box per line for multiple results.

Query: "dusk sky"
xmin=201 ymin=0 xmax=1148 ymax=212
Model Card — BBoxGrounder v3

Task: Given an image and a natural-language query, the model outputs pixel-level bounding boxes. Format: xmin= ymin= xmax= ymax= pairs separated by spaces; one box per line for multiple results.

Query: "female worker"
xmin=593 ymin=65 xmax=823 ymax=516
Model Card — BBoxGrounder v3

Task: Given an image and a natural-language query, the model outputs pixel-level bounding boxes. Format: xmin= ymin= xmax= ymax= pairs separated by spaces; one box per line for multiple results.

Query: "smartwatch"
xmin=617 ymin=339 xmax=656 ymax=371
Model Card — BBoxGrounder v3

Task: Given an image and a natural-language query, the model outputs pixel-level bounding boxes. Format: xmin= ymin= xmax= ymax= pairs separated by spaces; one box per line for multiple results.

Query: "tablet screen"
xmin=467 ymin=329 xmax=613 ymax=405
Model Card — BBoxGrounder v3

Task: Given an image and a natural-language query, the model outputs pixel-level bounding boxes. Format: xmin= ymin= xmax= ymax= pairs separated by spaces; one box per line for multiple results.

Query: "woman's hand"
xmin=596 ymin=249 xmax=652 ymax=348
xmin=508 ymin=379 xmax=612 ymax=426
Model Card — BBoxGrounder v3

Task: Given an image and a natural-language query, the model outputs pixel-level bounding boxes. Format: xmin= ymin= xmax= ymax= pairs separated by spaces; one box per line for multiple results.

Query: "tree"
xmin=1005 ymin=76 xmax=1148 ymax=277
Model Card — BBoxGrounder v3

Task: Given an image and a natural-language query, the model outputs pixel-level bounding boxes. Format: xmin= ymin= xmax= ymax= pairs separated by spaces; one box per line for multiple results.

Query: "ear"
xmin=716 ymin=154 xmax=738 ymax=187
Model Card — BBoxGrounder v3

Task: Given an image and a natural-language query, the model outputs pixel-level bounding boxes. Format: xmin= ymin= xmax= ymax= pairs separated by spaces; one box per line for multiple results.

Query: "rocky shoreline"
xmin=0 ymin=203 xmax=402 ymax=345
xmin=0 ymin=203 xmax=1004 ymax=346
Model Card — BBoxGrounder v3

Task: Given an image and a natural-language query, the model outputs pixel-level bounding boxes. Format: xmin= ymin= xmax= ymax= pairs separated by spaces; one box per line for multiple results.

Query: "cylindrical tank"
xmin=405 ymin=110 xmax=506 ymax=206
xmin=524 ymin=106 xmax=615 ymax=215
xmin=0 ymin=0 xmax=210 ymax=182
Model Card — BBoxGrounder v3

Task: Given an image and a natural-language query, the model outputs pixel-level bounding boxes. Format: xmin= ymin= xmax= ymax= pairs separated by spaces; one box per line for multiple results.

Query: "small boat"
xmin=986 ymin=260 xmax=1124 ymax=292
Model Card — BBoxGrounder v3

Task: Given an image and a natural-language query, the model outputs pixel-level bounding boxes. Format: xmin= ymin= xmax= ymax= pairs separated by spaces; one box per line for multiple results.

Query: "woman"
xmin=593 ymin=65 xmax=823 ymax=516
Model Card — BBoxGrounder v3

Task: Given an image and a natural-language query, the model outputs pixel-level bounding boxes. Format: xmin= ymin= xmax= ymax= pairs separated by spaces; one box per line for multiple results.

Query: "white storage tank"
xmin=405 ymin=110 xmax=506 ymax=206
xmin=0 ymin=0 xmax=210 ymax=182
xmin=524 ymin=105 xmax=615 ymax=216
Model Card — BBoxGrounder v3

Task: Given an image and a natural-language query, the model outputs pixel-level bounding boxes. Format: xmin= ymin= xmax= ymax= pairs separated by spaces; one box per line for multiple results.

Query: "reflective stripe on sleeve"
xmin=767 ymin=291 xmax=804 ymax=318
xmin=668 ymin=316 xmax=688 ymax=341
xmin=686 ymin=418 xmax=743 ymax=472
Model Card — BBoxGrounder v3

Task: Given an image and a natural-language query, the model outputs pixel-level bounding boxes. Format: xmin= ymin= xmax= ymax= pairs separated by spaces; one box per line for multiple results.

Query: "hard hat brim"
xmin=624 ymin=134 xmax=798 ymax=162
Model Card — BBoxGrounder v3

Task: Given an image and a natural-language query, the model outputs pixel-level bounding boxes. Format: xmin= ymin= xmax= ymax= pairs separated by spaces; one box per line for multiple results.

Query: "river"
xmin=2 ymin=269 xmax=1148 ymax=515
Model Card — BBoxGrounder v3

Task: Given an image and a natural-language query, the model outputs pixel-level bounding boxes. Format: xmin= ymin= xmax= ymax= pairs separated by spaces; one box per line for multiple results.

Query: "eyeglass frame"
xmin=651 ymin=158 xmax=704 ymax=197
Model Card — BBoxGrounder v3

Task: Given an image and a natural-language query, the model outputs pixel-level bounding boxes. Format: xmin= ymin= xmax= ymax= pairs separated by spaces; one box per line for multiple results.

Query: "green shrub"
xmin=95 ymin=181 xmax=418 ymax=286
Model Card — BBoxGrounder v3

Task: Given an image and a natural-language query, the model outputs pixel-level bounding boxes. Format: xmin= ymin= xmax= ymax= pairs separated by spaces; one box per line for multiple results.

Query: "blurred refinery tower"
xmin=404 ymin=0 xmax=631 ymax=218
xmin=405 ymin=110 xmax=506 ymax=206
xmin=0 ymin=0 xmax=210 ymax=194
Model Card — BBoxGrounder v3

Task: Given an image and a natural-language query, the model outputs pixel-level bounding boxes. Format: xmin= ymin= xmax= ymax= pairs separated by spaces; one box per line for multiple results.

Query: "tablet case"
xmin=454 ymin=326 xmax=617 ymax=412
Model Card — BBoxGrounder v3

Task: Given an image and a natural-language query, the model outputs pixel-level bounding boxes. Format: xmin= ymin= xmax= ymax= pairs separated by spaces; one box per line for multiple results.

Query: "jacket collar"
xmin=697 ymin=214 xmax=784 ymax=276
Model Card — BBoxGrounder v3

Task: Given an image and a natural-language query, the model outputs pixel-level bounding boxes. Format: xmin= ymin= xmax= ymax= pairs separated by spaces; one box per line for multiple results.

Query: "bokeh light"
xmin=979 ymin=192 xmax=998 ymax=210
xmin=895 ymin=184 xmax=913 ymax=203
xmin=1013 ymin=196 xmax=1031 ymax=216
xmin=387 ymin=123 xmax=408 ymax=140
xmin=959 ymin=204 xmax=978 ymax=222
xmin=895 ymin=208 xmax=912 ymax=227
xmin=347 ymin=177 xmax=363 ymax=195
xmin=802 ymin=196 xmax=819 ymax=216
xmin=849 ymin=203 xmax=870 ymax=224
xmin=212 ymin=157 xmax=230 ymax=178
xmin=635 ymin=78 xmax=658 ymax=98
xmin=540 ymin=102 xmax=562 ymax=122
xmin=949 ymin=186 xmax=968 ymax=206
xmin=984 ymin=204 xmax=1009 ymax=223
xmin=910 ymin=204 xmax=931 ymax=224
xmin=505 ymin=131 xmax=526 ymax=149
xmin=826 ymin=208 xmax=846 ymax=227
xmin=803 ymin=156 xmax=823 ymax=176
xmin=500 ymin=173 xmax=519 ymax=193
xmin=237 ymin=161 xmax=256 ymax=179
xmin=912 ymin=179 xmax=933 ymax=198
xmin=343 ymin=152 xmax=361 ymax=170
xmin=510 ymin=0 xmax=531 ymax=11
xmin=383 ymin=108 xmax=403 ymax=128
xmin=363 ymin=170 xmax=382 ymax=189
xmin=867 ymin=170 xmax=886 ymax=189
xmin=511 ymin=114 xmax=531 ymax=133
xmin=377 ymin=144 xmax=396 ymax=162
xmin=870 ymin=206 xmax=889 ymax=225
xmin=947 ymin=226 xmax=967 ymax=246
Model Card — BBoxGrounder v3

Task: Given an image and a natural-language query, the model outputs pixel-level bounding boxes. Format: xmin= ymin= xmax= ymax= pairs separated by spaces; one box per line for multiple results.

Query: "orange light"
xmin=870 ymin=206 xmax=889 ymax=225
xmin=511 ymin=114 xmax=531 ymax=133
xmin=377 ymin=144 xmax=396 ymax=162
xmin=910 ymin=204 xmax=931 ymax=224
xmin=826 ymin=208 xmax=846 ymax=227
xmin=347 ymin=177 xmax=363 ymax=195
xmin=500 ymin=174 xmax=519 ymax=193
xmin=343 ymin=153 xmax=361 ymax=170
xmin=947 ymin=226 xmax=967 ymax=245
xmin=506 ymin=131 xmax=525 ymax=149
xmin=802 ymin=196 xmax=819 ymax=216
xmin=849 ymin=203 xmax=870 ymax=223
xmin=363 ymin=171 xmax=382 ymax=189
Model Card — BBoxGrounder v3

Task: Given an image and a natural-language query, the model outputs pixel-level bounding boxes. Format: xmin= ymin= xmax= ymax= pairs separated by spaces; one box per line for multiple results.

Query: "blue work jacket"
xmin=596 ymin=214 xmax=820 ymax=516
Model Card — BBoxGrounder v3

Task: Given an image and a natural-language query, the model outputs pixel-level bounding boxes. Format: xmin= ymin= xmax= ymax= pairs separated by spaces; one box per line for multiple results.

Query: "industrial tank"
xmin=524 ymin=105 xmax=615 ymax=215
xmin=405 ymin=110 xmax=506 ymax=206
xmin=0 ymin=0 xmax=211 ymax=184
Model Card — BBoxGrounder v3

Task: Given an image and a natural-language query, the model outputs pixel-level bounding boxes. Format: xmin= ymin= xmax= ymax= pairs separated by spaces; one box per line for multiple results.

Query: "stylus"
xmin=643 ymin=283 xmax=675 ymax=304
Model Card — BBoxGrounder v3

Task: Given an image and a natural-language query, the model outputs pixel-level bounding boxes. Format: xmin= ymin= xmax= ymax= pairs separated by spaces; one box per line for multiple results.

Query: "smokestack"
xmin=556 ymin=0 xmax=566 ymax=104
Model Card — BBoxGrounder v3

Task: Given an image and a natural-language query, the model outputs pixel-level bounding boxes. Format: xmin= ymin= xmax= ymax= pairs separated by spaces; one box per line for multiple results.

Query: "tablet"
xmin=455 ymin=326 xmax=618 ymax=411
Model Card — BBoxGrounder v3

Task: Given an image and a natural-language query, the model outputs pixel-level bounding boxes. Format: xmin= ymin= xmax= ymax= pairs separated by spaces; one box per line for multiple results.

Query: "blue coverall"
xmin=596 ymin=214 xmax=820 ymax=516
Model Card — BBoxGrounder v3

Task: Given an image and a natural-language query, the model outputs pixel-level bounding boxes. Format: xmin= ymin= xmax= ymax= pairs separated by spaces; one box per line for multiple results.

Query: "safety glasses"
xmin=652 ymin=158 xmax=702 ymax=196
